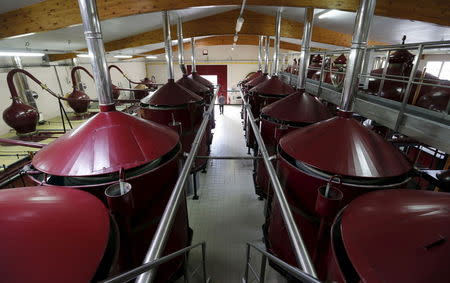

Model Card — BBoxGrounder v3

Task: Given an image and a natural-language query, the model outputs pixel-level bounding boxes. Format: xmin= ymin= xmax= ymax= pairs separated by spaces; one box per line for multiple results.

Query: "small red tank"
xmin=68 ymin=66 xmax=92 ymax=113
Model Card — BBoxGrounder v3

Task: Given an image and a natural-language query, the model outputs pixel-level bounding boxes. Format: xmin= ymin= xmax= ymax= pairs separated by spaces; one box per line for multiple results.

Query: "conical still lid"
xmin=176 ymin=75 xmax=211 ymax=97
xmin=244 ymin=73 xmax=268 ymax=90
xmin=243 ymin=70 xmax=263 ymax=84
xmin=279 ymin=111 xmax=412 ymax=178
xmin=33 ymin=111 xmax=179 ymax=176
xmin=340 ymin=190 xmax=450 ymax=283
xmin=389 ymin=49 xmax=414 ymax=64
xmin=141 ymin=79 xmax=203 ymax=106
xmin=249 ymin=76 xmax=296 ymax=98
xmin=334 ymin=54 xmax=347 ymax=65
xmin=189 ymin=72 xmax=214 ymax=91
xmin=261 ymin=91 xmax=332 ymax=125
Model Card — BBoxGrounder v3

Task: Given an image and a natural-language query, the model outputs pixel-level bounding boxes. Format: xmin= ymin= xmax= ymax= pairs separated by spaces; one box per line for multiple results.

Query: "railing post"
xmin=202 ymin=242 xmax=208 ymax=283
xmin=244 ymin=243 xmax=251 ymax=283
xmin=394 ymin=44 xmax=424 ymax=131
xmin=259 ymin=254 xmax=267 ymax=283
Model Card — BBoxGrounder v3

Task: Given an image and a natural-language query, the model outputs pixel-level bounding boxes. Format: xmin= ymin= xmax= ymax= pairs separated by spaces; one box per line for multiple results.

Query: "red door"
xmin=187 ymin=65 xmax=228 ymax=102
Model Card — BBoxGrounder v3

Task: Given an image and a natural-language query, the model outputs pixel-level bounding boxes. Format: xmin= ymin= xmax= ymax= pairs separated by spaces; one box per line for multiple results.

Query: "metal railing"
xmin=242 ymin=90 xmax=318 ymax=278
xmin=101 ymin=242 xmax=208 ymax=283
xmin=243 ymin=242 xmax=321 ymax=283
xmin=136 ymin=86 xmax=218 ymax=283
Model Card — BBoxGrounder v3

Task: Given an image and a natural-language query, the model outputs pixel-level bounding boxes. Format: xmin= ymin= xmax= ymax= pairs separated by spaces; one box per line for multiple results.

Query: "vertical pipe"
xmin=72 ymin=58 xmax=84 ymax=90
xmin=77 ymin=0 xmax=114 ymax=110
xmin=244 ymin=244 xmax=250 ymax=283
xmin=201 ymin=242 xmax=207 ymax=283
xmin=272 ymin=10 xmax=282 ymax=76
xmin=163 ymin=11 xmax=174 ymax=80
xmin=191 ymin=38 xmax=197 ymax=73
xmin=11 ymin=56 xmax=37 ymax=109
xmin=258 ymin=36 xmax=264 ymax=71
xmin=264 ymin=36 xmax=270 ymax=74
xmin=259 ymin=254 xmax=267 ymax=283
xmin=296 ymin=7 xmax=314 ymax=90
xmin=339 ymin=0 xmax=377 ymax=112
xmin=177 ymin=16 xmax=187 ymax=75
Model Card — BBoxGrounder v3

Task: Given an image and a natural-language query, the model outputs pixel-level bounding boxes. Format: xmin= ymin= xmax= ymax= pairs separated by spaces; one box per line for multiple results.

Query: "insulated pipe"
xmin=163 ymin=11 xmax=174 ymax=80
xmin=136 ymin=88 xmax=218 ymax=283
xmin=177 ymin=17 xmax=187 ymax=75
xmin=72 ymin=58 xmax=84 ymax=90
xmin=12 ymin=56 xmax=37 ymax=109
xmin=108 ymin=65 xmax=142 ymax=85
xmin=264 ymin=36 xmax=270 ymax=74
xmin=339 ymin=0 xmax=376 ymax=112
xmin=258 ymin=36 xmax=264 ymax=71
xmin=272 ymin=10 xmax=282 ymax=76
xmin=77 ymin=0 xmax=115 ymax=110
xmin=71 ymin=66 xmax=94 ymax=90
xmin=191 ymin=37 xmax=197 ymax=73
xmin=297 ymin=8 xmax=314 ymax=90
xmin=243 ymin=93 xmax=317 ymax=278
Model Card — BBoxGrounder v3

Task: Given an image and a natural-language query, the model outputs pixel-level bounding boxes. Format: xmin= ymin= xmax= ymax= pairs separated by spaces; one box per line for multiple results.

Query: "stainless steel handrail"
xmin=243 ymin=242 xmax=321 ymax=283
xmin=136 ymin=87 xmax=218 ymax=283
xmin=101 ymin=242 xmax=207 ymax=283
xmin=242 ymin=91 xmax=317 ymax=278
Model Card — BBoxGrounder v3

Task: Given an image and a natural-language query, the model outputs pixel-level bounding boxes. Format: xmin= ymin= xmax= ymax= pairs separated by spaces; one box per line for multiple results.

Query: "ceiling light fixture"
xmin=114 ymin=55 xmax=133 ymax=59
xmin=76 ymin=53 xmax=90 ymax=58
xmin=0 ymin=51 xmax=44 ymax=57
xmin=4 ymin=32 xmax=36 ymax=39
xmin=236 ymin=16 xmax=245 ymax=32
xmin=146 ymin=55 xmax=158 ymax=59
xmin=233 ymin=35 xmax=238 ymax=42
xmin=318 ymin=9 xmax=339 ymax=19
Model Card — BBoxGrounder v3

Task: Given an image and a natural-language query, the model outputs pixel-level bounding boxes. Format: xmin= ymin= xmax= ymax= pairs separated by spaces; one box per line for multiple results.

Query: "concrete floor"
xmin=184 ymin=105 xmax=286 ymax=283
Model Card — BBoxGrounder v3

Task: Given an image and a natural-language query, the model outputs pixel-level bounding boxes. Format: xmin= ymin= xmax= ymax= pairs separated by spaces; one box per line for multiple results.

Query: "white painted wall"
xmin=146 ymin=45 xmax=288 ymax=90
xmin=0 ymin=58 xmax=146 ymax=135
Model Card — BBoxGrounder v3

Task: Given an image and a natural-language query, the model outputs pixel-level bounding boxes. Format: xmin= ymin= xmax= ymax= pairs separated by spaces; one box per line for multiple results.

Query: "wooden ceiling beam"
xmin=0 ymin=0 xmax=449 ymax=40
xmin=47 ymin=10 xmax=386 ymax=61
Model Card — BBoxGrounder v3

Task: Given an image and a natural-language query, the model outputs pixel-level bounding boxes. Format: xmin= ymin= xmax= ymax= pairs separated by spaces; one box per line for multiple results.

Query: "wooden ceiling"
xmin=0 ymin=0 xmax=448 ymax=40
xmin=47 ymin=9 xmax=386 ymax=61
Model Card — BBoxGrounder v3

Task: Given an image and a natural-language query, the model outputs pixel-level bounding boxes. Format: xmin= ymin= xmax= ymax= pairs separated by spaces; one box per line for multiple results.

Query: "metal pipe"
xmin=191 ymin=38 xmax=197 ymax=73
xmin=243 ymin=92 xmax=317 ymax=277
xmin=77 ymin=0 xmax=115 ymax=109
xmin=102 ymin=242 xmax=205 ymax=283
xmin=258 ymin=36 xmax=264 ymax=71
xmin=177 ymin=16 xmax=187 ymax=75
xmin=264 ymin=36 xmax=270 ymax=74
xmin=394 ymin=44 xmax=424 ymax=131
xmin=296 ymin=7 xmax=314 ymax=90
xmin=195 ymin=156 xmax=261 ymax=160
xmin=162 ymin=11 xmax=174 ymax=80
xmin=136 ymin=87 xmax=218 ymax=283
xmin=246 ymin=242 xmax=321 ymax=283
xmin=0 ymin=138 xmax=44 ymax=148
xmin=11 ymin=56 xmax=38 ymax=109
xmin=72 ymin=58 xmax=84 ymax=90
xmin=272 ymin=10 xmax=282 ymax=76
xmin=339 ymin=0 xmax=376 ymax=112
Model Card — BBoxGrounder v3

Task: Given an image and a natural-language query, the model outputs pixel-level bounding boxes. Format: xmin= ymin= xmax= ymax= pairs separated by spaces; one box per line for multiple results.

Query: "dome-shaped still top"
xmin=141 ymin=79 xmax=203 ymax=107
xmin=244 ymin=73 xmax=269 ymax=90
xmin=189 ymin=72 xmax=214 ymax=91
xmin=0 ymin=186 xmax=110 ymax=283
xmin=388 ymin=48 xmax=415 ymax=64
xmin=261 ymin=91 xmax=332 ymax=125
xmin=249 ymin=76 xmax=296 ymax=98
xmin=334 ymin=54 xmax=347 ymax=65
xmin=32 ymin=110 xmax=179 ymax=177
xmin=176 ymin=75 xmax=211 ymax=98
xmin=338 ymin=189 xmax=450 ymax=283
xmin=279 ymin=111 xmax=412 ymax=179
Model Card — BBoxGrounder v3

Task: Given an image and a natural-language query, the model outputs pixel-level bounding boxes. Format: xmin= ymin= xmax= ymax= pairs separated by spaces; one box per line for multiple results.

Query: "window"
xmin=425 ymin=61 xmax=442 ymax=77
xmin=439 ymin=62 xmax=450 ymax=80
xmin=424 ymin=61 xmax=450 ymax=80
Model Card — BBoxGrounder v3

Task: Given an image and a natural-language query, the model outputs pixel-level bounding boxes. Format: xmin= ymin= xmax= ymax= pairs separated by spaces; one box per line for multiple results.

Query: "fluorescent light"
xmin=76 ymin=53 xmax=90 ymax=58
xmin=235 ymin=16 xmax=244 ymax=32
xmin=5 ymin=32 xmax=36 ymax=39
xmin=114 ymin=55 xmax=133 ymax=59
xmin=68 ymin=23 xmax=82 ymax=28
xmin=0 ymin=51 xmax=44 ymax=57
xmin=233 ymin=35 xmax=238 ymax=43
xmin=318 ymin=9 xmax=340 ymax=19
xmin=146 ymin=55 xmax=158 ymax=59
